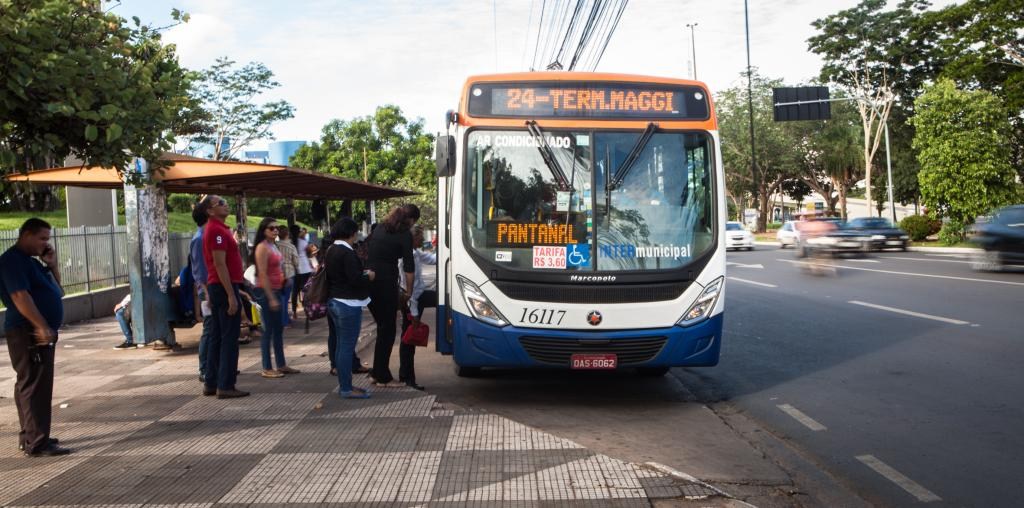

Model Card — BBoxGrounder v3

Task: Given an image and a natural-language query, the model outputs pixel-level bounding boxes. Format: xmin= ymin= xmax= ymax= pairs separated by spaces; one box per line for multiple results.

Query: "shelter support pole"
xmin=285 ymin=198 xmax=296 ymax=230
xmin=235 ymin=191 xmax=249 ymax=267
xmin=340 ymin=200 xmax=352 ymax=217
xmin=124 ymin=164 xmax=173 ymax=346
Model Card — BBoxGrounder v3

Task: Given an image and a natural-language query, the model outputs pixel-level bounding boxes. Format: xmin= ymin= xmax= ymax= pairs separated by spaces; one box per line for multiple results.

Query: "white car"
xmin=726 ymin=221 xmax=755 ymax=251
xmin=777 ymin=221 xmax=799 ymax=248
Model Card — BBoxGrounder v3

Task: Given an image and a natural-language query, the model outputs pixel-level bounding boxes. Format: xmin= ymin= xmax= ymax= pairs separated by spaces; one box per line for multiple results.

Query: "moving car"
xmin=970 ymin=205 xmax=1024 ymax=271
xmin=845 ymin=217 xmax=909 ymax=251
xmin=726 ymin=221 xmax=755 ymax=251
xmin=795 ymin=219 xmax=867 ymax=258
xmin=777 ymin=221 xmax=798 ymax=248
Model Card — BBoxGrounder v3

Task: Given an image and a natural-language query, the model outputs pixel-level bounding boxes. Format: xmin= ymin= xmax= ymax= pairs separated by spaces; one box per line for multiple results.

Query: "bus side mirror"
xmin=435 ymin=135 xmax=456 ymax=177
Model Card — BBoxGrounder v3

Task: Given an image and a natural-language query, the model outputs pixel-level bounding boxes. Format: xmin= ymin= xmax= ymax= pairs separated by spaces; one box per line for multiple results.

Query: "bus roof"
xmin=458 ymin=71 xmax=717 ymax=131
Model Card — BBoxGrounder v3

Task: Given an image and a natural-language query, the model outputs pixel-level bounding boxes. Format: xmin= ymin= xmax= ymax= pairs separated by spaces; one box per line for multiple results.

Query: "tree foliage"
xmin=0 ymin=0 xmax=194 ymax=209
xmin=290 ymin=105 xmax=435 ymax=225
xmin=716 ymin=72 xmax=800 ymax=232
xmin=186 ymin=57 xmax=295 ymax=160
xmin=910 ymin=80 xmax=1020 ymax=236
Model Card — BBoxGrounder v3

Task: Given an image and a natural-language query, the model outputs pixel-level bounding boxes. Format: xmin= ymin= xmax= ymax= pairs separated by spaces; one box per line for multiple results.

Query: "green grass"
xmin=0 ymin=211 xmax=67 ymax=231
xmin=2 ymin=211 xmax=313 ymax=233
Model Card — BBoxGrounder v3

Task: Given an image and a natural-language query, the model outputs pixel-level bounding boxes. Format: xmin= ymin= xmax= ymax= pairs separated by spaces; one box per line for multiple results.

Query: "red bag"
xmin=401 ymin=315 xmax=429 ymax=347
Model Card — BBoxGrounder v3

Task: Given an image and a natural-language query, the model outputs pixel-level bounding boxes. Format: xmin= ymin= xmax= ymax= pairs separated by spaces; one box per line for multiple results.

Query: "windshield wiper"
xmin=607 ymin=122 xmax=659 ymax=191
xmin=525 ymin=120 xmax=571 ymax=191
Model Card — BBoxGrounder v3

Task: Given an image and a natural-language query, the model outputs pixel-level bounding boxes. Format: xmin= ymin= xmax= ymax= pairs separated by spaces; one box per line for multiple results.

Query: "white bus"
xmin=434 ymin=72 xmax=725 ymax=377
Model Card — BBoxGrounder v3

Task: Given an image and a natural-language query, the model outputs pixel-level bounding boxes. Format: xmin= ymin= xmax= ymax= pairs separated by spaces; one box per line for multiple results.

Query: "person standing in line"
xmin=251 ymin=218 xmax=299 ymax=379
xmin=399 ymin=224 xmax=437 ymax=390
xmin=112 ymin=293 xmax=136 ymax=350
xmin=201 ymin=195 xmax=249 ymax=399
xmin=317 ymin=237 xmax=370 ymax=377
xmin=276 ymin=226 xmax=299 ymax=328
xmin=292 ymin=225 xmax=313 ymax=321
xmin=0 ymin=218 xmax=71 ymax=456
xmin=367 ymin=204 xmax=419 ymax=387
xmin=189 ymin=203 xmax=213 ymax=382
xmin=326 ymin=217 xmax=375 ymax=399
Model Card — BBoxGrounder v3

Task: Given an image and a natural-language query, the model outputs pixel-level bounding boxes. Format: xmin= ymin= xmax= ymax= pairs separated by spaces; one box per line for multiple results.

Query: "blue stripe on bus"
xmin=448 ymin=311 xmax=723 ymax=368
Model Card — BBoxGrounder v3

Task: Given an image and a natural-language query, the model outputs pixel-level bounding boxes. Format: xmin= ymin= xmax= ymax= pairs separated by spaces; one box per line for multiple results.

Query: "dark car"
xmin=971 ymin=205 xmax=1024 ymax=271
xmin=845 ymin=217 xmax=909 ymax=251
xmin=796 ymin=219 xmax=866 ymax=258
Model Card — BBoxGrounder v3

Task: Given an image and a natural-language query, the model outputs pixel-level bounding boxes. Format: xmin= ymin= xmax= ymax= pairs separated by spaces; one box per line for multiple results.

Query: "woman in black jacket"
xmin=367 ymin=204 xmax=419 ymax=387
xmin=326 ymin=217 xmax=376 ymax=399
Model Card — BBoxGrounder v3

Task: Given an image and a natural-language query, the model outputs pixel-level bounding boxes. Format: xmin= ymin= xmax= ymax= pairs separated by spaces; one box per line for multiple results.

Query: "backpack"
xmin=301 ymin=246 xmax=332 ymax=321
xmin=176 ymin=263 xmax=196 ymax=324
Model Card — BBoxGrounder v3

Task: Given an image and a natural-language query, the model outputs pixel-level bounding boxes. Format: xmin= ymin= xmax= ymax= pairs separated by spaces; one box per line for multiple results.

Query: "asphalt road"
xmin=410 ymin=247 xmax=1023 ymax=507
xmin=674 ymin=245 xmax=1024 ymax=507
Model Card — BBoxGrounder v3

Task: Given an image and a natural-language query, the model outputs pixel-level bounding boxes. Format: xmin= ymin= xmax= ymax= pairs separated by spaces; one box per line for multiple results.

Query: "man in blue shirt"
xmin=0 ymin=218 xmax=71 ymax=457
xmin=190 ymin=204 xmax=211 ymax=382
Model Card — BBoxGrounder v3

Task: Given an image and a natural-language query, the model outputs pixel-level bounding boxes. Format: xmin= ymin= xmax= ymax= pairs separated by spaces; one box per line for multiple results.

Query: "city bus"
xmin=433 ymin=72 xmax=725 ymax=377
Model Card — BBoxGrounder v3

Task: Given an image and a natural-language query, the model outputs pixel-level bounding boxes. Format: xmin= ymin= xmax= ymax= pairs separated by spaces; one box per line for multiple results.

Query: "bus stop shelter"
xmin=5 ymin=153 xmax=415 ymax=346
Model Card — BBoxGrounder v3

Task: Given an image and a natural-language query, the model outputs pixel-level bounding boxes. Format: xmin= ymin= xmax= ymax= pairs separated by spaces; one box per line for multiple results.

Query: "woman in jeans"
xmin=326 ymin=217 xmax=375 ymax=399
xmin=291 ymin=225 xmax=313 ymax=320
xmin=252 ymin=217 xmax=299 ymax=379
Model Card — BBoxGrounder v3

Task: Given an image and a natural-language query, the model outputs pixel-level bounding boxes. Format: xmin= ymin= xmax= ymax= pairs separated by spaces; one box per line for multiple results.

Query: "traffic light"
xmin=773 ymin=86 xmax=831 ymax=122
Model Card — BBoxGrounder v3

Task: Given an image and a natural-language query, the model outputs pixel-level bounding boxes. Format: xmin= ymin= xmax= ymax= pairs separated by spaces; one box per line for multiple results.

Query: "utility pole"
xmin=744 ymin=0 xmax=759 ymax=231
xmin=686 ymin=23 xmax=698 ymax=80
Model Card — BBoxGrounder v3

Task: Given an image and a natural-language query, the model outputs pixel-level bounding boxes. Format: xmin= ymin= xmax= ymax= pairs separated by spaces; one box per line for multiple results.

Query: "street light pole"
xmin=686 ymin=23 xmax=698 ymax=80
xmin=744 ymin=0 xmax=758 ymax=230
xmin=883 ymin=120 xmax=896 ymax=223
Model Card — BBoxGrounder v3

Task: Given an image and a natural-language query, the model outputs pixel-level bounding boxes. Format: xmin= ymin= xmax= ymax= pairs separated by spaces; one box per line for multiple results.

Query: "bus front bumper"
xmin=449 ymin=311 xmax=723 ymax=369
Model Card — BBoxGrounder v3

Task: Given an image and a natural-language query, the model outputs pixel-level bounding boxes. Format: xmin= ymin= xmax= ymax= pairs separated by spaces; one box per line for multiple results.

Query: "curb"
xmin=907 ymin=246 xmax=979 ymax=254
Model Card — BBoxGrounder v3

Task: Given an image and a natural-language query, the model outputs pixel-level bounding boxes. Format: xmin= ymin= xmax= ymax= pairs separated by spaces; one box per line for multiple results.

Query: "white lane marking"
xmin=776 ymin=404 xmax=827 ymax=431
xmin=856 ymin=455 xmax=942 ymax=503
xmin=776 ymin=258 xmax=1024 ymax=286
xmin=727 ymin=262 xmax=765 ymax=269
xmin=727 ymin=276 xmax=777 ymax=288
xmin=848 ymin=300 xmax=970 ymax=325
xmin=883 ymin=256 xmax=973 ymax=264
xmin=926 ymin=253 xmax=971 ymax=259
xmin=846 ymin=259 xmax=879 ymax=263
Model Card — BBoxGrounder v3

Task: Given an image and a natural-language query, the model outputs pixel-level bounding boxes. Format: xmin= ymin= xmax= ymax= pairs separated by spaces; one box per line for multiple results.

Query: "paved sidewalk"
xmin=0 ymin=314 xmax=743 ymax=507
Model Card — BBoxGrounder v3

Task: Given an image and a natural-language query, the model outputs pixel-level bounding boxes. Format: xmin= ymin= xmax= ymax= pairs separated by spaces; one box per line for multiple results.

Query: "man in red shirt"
xmin=199 ymin=195 xmax=249 ymax=399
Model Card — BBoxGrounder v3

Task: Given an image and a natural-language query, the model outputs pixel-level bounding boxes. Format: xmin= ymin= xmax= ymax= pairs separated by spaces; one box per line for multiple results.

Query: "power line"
xmin=589 ymin=0 xmax=628 ymax=71
xmin=529 ymin=0 xmax=545 ymax=70
xmin=522 ymin=0 xmax=536 ymax=70
xmin=493 ymin=0 xmax=499 ymax=71
xmin=577 ymin=0 xmax=615 ymax=71
xmin=568 ymin=0 xmax=606 ymax=70
xmin=550 ymin=0 xmax=583 ymax=69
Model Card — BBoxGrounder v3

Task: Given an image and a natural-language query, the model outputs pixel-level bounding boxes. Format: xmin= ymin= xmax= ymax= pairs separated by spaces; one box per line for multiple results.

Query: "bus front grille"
xmin=492 ymin=281 xmax=688 ymax=304
xmin=518 ymin=336 xmax=668 ymax=366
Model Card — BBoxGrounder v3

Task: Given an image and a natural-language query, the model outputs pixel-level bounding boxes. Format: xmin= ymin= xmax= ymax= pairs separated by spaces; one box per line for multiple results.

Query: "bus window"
xmin=593 ymin=132 xmax=714 ymax=271
xmin=464 ymin=130 xmax=592 ymax=271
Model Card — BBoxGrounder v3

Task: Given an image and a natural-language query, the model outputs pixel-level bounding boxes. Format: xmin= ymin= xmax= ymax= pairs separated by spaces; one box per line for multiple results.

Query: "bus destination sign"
xmin=467 ymin=82 xmax=709 ymax=120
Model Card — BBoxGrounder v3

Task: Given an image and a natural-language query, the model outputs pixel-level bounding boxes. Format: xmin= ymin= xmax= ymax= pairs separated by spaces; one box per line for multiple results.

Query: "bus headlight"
xmin=678 ymin=276 xmax=724 ymax=327
xmin=457 ymin=275 xmax=509 ymax=327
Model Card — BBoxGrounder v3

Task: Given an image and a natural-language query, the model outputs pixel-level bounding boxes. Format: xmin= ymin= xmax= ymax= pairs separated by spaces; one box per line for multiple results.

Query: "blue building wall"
xmin=268 ymin=141 xmax=307 ymax=166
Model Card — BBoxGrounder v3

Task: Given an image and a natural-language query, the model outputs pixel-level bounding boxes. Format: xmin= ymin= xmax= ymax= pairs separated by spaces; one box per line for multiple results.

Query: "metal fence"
xmin=0 ymin=226 xmax=193 ymax=302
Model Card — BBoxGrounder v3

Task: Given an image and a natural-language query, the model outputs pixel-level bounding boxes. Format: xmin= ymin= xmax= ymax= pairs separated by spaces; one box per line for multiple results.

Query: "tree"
xmin=186 ymin=57 xmax=295 ymax=160
xmin=1 ymin=1 xmax=193 ymax=210
xmin=910 ymin=80 xmax=1020 ymax=239
xmin=808 ymin=0 xmax=943 ymax=210
xmin=923 ymin=0 xmax=1024 ymax=179
xmin=783 ymin=96 xmax=864 ymax=219
xmin=290 ymin=105 xmax=435 ymax=223
xmin=717 ymin=72 xmax=800 ymax=232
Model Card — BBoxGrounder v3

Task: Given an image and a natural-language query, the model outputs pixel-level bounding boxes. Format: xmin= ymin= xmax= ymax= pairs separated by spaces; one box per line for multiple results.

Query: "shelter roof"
xmin=3 ymin=153 xmax=415 ymax=200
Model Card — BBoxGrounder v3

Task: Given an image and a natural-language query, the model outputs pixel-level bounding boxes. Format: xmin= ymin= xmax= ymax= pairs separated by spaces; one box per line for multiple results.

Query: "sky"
xmin=113 ymin=0 xmax=954 ymax=150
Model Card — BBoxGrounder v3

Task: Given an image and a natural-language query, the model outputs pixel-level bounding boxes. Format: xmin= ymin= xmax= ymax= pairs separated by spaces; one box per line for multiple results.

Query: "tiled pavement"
xmin=0 ymin=315 xmax=735 ymax=507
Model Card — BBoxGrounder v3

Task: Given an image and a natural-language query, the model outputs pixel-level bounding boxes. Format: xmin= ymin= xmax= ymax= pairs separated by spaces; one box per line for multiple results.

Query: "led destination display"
xmin=468 ymin=82 xmax=710 ymax=120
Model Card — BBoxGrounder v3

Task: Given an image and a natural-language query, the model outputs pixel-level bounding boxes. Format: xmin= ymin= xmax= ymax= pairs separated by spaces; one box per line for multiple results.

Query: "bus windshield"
xmin=464 ymin=129 xmax=714 ymax=272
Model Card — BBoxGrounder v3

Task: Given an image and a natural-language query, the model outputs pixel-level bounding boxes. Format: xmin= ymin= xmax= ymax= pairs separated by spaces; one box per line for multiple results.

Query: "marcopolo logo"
xmin=569 ymin=274 xmax=617 ymax=282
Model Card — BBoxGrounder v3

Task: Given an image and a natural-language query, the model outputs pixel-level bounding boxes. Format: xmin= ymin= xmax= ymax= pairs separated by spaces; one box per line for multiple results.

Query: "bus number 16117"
xmin=519 ymin=308 xmax=566 ymax=325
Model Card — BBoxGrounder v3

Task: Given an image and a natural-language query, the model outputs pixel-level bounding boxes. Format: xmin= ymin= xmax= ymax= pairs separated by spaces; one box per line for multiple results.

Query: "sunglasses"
xmin=267 ymin=225 xmax=279 ymax=230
